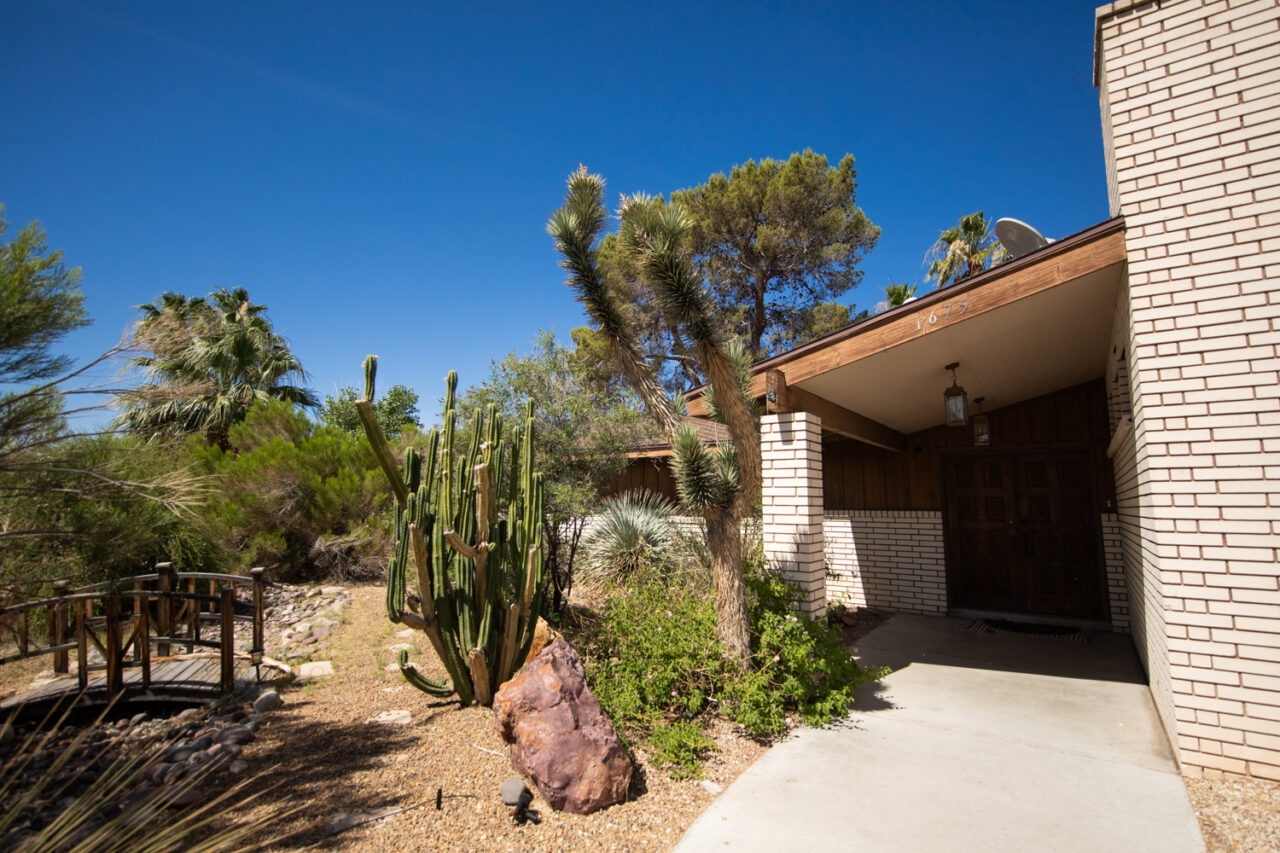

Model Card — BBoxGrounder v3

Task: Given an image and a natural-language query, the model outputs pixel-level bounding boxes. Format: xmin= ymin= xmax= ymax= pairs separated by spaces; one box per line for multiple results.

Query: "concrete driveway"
xmin=675 ymin=614 xmax=1205 ymax=852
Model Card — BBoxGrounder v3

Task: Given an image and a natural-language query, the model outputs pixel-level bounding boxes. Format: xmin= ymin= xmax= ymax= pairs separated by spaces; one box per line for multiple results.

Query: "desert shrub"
xmin=582 ymin=490 xmax=678 ymax=582
xmin=0 ymin=434 xmax=222 ymax=586
xmin=581 ymin=557 xmax=884 ymax=778
xmin=193 ymin=401 xmax=391 ymax=580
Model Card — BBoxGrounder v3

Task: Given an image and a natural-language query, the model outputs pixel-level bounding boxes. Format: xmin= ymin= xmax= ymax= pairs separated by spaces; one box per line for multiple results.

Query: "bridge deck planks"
xmin=1 ymin=657 xmax=258 ymax=712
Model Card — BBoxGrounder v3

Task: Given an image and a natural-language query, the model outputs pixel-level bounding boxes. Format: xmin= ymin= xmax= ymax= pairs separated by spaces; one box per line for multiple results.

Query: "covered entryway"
xmin=944 ymin=450 xmax=1108 ymax=621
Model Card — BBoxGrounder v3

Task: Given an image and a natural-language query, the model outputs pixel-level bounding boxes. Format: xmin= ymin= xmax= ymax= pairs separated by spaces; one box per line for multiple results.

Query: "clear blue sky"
xmin=3 ymin=0 xmax=1109 ymax=421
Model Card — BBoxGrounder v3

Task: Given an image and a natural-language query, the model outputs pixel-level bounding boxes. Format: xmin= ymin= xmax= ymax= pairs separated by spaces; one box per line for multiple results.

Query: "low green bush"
xmin=580 ymin=557 xmax=884 ymax=778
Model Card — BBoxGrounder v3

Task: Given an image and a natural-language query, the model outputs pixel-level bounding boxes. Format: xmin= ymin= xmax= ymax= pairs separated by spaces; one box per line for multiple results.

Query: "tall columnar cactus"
xmin=356 ymin=356 xmax=546 ymax=706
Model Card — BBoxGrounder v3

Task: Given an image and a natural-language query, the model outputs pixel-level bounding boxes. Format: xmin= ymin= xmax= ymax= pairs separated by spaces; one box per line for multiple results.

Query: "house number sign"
xmin=915 ymin=297 xmax=969 ymax=333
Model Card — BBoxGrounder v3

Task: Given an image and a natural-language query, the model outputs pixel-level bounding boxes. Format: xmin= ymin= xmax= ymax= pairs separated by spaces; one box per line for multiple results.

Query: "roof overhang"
xmin=688 ymin=217 xmax=1127 ymax=445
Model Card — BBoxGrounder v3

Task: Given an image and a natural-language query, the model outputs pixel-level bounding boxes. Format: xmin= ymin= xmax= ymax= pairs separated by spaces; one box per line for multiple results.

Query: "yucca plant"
xmin=356 ymin=358 xmax=545 ymax=706
xmin=583 ymin=490 xmax=678 ymax=582
xmin=548 ymin=168 xmax=761 ymax=667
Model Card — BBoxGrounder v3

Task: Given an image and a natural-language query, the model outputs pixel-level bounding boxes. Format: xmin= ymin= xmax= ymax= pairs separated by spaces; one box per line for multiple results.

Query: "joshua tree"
xmin=548 ymin=168 xmax=759 ymax=667
xmin=924 ymin=211 xmax=1010 ymax=288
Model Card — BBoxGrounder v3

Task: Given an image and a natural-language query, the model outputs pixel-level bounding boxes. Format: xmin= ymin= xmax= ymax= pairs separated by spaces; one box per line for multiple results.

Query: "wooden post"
xmin=251 ymin=568 xmax=265 ymax=666
xmin=51 ymin=580 xmax=69 ymax=673
xmin=219 ymin=587 xmax=235 ymax=693
xmin=156 ymin=562 xmax=174 ymax=657
xmin=17 ymin=610 xmax=28 ymax=655
xmin=137 ymin=596 xmax=151 ymax=689
xmin=76 ymin=599 xmax=88 ymax=691
xmin=188 ymin=577 xmax=199 ymax=654
xmin=105 ymin=595 xmax=123 ymax=696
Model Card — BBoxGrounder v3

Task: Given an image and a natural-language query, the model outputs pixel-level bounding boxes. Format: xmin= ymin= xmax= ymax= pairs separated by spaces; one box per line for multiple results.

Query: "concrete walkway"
xmin=675 ymin=615 xmax=1205 ymax=852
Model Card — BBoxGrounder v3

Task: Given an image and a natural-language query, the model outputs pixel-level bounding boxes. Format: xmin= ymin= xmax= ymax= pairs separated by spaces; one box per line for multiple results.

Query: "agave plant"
xmin=583 ymin=490 xmax=678 ymax=583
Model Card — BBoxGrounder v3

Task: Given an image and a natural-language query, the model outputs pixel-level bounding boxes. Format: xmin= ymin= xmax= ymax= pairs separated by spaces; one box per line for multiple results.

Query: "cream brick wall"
xmin=761 ymin=413 xmax=827 ymax=617
xmin=1102 ymin=513 xmax=1133 ymax=631
xmin=823 ymin=511 xmax=947 ymax=614
xmin=1097 ymin=0 xmax=1280 ymax=779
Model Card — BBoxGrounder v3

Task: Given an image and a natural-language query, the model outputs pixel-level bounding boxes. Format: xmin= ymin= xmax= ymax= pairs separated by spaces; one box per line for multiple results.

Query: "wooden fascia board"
xmin=686 ymin=220 xmax=1125 ymax=417
xmin=781 ymin=230 xmax=1125 ymax=386
xmin=764 ymin=369 xmax=907 ymax=453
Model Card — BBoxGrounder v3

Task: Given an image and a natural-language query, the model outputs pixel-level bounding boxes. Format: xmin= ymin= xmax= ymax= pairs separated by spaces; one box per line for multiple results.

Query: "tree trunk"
xmin=705 ymin=510 xmax=751 ymax=669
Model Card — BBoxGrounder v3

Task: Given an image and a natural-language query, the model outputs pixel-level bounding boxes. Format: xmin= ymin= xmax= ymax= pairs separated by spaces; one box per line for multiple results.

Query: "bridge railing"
xmin=0 ymin=564 xmax=268 ymax=696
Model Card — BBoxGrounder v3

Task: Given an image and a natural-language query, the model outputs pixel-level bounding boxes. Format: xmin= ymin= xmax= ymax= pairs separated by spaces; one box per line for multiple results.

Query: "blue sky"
xmin=3 ymin=1 xmax=1109 ymax=422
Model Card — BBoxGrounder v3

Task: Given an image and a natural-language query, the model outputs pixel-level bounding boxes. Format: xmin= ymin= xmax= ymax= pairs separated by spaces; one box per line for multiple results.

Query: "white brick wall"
xmin=762 ymin=413 xmax=827 ymax=617
xmin=823 ymin=511 xmax=947 ymax=614
xmin=1098 ymin=0 xmax=1280 ymax=780
xmin=1102 ymin=513 xmax=1133 ymax=631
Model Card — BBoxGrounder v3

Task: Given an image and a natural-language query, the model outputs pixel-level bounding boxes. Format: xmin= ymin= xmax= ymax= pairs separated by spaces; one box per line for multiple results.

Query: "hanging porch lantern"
xmin=972 ymin=396 xmax=990 ymax=445
xmin=944 ymin=362 xmax=968 ymax=427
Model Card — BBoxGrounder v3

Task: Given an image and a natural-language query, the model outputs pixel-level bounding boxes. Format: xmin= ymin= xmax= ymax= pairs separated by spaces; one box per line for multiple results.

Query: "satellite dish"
xmin=995 ymin=218 xmax=1051 ymax=259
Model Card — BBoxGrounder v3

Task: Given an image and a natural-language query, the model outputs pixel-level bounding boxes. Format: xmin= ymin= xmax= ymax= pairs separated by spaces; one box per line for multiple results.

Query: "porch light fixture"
xmin=972 ymin=397 xmax=990 ymax=446
xmin=943 ymin=362 xmax=968 ymax=427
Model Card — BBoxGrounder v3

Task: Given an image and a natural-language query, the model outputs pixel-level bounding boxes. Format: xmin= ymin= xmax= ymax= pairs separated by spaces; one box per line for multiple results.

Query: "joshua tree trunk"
xmin=705 ymin=511 xmax=751 ymax=666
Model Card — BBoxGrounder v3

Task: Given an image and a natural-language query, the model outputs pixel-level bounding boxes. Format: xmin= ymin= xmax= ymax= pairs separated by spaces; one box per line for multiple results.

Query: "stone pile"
xmin=263 ymin=584 xmax=350 ymax=664
xmin=0 ymin=690 xmax=285 ymax=844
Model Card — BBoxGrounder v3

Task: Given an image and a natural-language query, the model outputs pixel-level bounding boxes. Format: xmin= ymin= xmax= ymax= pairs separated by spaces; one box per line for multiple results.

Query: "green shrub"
xmin=193 ymin=400 xmax=392 ymax=580
xmin=581 ymin=558 xmax=884 ymax=777
xmin=647 ymin=721 xmax=716 ymax=779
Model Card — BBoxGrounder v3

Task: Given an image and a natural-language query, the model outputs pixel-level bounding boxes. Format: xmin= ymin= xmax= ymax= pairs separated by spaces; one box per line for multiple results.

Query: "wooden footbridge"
xmin=1 ymin=564 xmax=271 ymax=719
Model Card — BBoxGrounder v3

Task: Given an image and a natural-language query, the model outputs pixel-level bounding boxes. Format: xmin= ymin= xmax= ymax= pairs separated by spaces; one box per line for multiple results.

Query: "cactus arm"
xmin=468 ymin=648 xmax=493 ymax=706
xmin=496 ymin=602 xmax=522 ymax=684
xmin=356 ymin=399 xmax=408 ymax=508
xmin=398 ymin=650 xmax=454 ymax=698
xmin=363 ymin=354 xmax=378 ymax=402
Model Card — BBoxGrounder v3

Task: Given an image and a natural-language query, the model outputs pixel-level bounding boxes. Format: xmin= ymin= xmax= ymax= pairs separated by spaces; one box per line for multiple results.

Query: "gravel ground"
xmin=231 ymin=584 xmax=766 ymax=851
xmin=1186 ymin=775 xmax=1280 ymax=853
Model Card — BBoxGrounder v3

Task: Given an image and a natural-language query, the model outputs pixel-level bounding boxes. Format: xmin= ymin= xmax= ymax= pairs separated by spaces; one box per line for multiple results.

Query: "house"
xmin=621 ymin=0 xmax=1280 ymax=781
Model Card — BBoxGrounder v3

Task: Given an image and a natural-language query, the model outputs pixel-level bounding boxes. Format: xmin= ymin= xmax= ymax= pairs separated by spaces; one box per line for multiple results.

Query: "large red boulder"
xmin=493 ymin=637 xmax=632 ymax=814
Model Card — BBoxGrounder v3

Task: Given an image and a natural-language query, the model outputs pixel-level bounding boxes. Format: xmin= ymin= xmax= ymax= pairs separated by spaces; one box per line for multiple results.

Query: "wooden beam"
xmin=765 ymin=370 xmax=907 ymax=454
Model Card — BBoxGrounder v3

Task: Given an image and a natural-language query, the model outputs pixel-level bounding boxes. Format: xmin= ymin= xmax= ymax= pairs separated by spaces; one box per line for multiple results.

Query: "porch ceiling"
xmin=798 ymin=260 xmax=1125 ymax=434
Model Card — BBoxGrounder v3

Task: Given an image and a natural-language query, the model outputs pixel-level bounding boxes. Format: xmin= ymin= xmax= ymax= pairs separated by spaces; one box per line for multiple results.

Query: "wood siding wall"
xmin=824 ymin=380 xmax=1115 ymax=512
xmin=612 ymin=379 xmax=1114 ymax=512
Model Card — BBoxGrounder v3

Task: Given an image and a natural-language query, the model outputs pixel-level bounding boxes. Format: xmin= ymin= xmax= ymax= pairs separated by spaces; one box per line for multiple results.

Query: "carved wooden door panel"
xmin=944 ymin=452 xmax=1105 ymax=620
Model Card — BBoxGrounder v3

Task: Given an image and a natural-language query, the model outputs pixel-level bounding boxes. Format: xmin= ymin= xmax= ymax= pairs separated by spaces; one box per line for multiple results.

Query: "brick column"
xmin=761 ymin=412 xmax=826 ymax=617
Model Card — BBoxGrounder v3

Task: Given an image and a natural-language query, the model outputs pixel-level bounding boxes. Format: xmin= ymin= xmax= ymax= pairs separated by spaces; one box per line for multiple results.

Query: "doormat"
xmin=966 ymin=618 xmax=1091 ymax=643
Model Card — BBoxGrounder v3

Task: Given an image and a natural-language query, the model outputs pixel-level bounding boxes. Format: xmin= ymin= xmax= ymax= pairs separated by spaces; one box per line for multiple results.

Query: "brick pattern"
xmin=1102 ymin=513 xmax=1133 ymax=631
xmin=823 ymin=511 xmax=947 ymax=614
xmin=761 ymin=413 xmax=827 ymax=616
xmin=1098 ymin=0 xmax=1280 ymax=779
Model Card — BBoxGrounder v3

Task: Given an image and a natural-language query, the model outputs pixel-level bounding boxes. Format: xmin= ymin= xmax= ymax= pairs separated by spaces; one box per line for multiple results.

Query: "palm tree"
xmin=882 ymin=281 xmax=918 ymax=309
xmin=924 ymin=211 xmax=1011 ymax=288
xmin=118 ymin=287 xmax=317 ymax=450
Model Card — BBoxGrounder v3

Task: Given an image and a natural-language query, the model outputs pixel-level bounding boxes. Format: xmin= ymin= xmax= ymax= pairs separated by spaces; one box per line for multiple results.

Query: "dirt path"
xmin=232 ymin=584 xmax=765 ymax=852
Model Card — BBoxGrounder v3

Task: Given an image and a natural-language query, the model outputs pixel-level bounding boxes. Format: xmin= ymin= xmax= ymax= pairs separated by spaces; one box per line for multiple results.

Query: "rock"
xmin=164 ymin=788 xmax=203 ymax=808
xmin=228 ymin=759 xmax=248 ymax=775
xmin=191 ymin=735 xmax=213 ymax=751
xmin=215 ymin=725 xmax=256 ymax=746
xmin=395 ymin=628 xmax=416 ymax=638
xmin=175 ymin=707 xmax=203 ymax=722
xmin=699 ymin=780 xmax=723 ymax=795
xmin=493 ymin=638 xmax=631 ymax=815
xmin=129 ymin=712 xmax=147 ymax=727
xmin=253 ymin=690 xmax=284 ymax=713
xmin=296 ymin=660 xmax=334 ymax=680
xmin=368 ymin=710 xmax=412 ymax=726
xmin=521 ymin=620 xmax=563 ymax=667
xmin=386 ymin=643 xmax=412 ymax=652
xmin=320 ymin=586 xmax=345 ymax=596
xmin=500 ymin=777 xmax=531 ymax=806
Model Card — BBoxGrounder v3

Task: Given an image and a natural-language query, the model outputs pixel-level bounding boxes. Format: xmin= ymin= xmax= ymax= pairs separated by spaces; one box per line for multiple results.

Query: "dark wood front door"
xmin=943 ymin=452 xmax=1106 ymax=620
